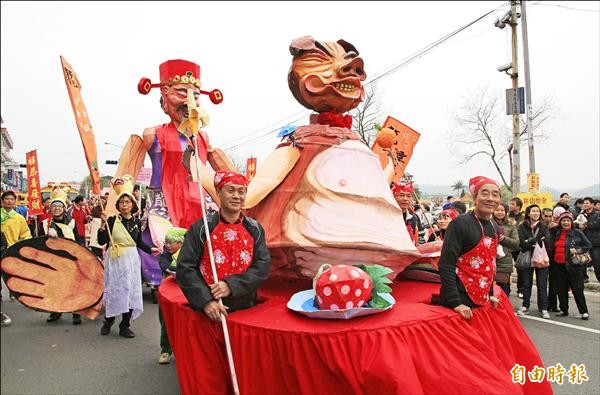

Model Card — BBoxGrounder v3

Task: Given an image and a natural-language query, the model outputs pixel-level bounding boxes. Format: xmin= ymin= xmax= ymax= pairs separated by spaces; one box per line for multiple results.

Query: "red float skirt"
xmin=158 ymin=276 xmax=552 ymax=395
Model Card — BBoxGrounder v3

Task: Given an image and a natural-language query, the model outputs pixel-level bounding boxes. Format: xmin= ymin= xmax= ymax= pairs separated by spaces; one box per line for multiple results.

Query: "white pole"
xmin=192 ymin=135 xmax=241 ymax=395
xmin=521 ymin=0 xmax=535 ymax=173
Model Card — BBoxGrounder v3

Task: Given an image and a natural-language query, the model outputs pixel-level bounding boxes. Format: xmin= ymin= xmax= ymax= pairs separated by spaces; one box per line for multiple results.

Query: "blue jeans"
xmin=522 ymin=266 xmax=548 ymax=311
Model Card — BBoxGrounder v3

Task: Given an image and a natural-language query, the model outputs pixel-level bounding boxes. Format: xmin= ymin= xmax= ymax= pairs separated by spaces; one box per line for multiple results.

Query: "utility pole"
xmin=521 ymin=1 xmax=535 ymax=175
xmin=509 ymin=1 xmax=521 ymax=194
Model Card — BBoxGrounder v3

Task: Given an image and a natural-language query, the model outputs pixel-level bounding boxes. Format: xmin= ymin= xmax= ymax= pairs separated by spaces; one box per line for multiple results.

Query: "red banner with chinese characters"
xmin=60 ymin=56 xmax=101 ymax=195
xmin=246 ymin=157 xmax=257 ymax=182
xmin=25 ymin=150 xmax=44 ymax=216
xmin=371 ymin=116 xmax=421 ymax=184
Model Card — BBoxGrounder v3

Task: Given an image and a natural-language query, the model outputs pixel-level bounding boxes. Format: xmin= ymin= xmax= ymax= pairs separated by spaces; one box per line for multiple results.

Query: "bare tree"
xmin=226 ymin=150 xmax=248 ymax=174
xmin=448 ymin=86 xmax=557 ymax=191
xmin=350 ymin=83 xmax=381 ymax=146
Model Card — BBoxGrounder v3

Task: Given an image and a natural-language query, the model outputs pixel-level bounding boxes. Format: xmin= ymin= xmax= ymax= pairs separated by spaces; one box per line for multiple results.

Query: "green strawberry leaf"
xmin=369 ymin=293 xmax=391 ymax=308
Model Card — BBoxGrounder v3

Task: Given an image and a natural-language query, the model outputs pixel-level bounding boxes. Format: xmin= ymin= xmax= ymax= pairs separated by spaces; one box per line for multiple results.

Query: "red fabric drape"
xmin=155 ymin=122 xmax=207 ymax=229
xmin=159 ymin=277 xmax=552 ymax=395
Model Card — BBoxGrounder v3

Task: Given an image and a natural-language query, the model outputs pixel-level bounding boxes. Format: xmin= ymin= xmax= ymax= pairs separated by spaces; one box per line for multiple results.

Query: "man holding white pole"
xmin=176 ymin=170 xmax=270 ymax=321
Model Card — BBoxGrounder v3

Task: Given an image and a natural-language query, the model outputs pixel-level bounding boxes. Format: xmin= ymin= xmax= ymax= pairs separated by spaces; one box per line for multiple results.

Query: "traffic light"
xmin=105 ymin=160 xmax=118 ymax=165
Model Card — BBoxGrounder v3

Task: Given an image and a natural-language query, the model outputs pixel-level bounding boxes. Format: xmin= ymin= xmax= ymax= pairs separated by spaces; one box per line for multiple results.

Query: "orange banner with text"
xmin=60 ymin=56 xmax=101 ymax=195
xmin=246 ymin=157 xmax=257 ymax=182
xmin=371 ymin=116 xmax=421 ymax=183
xmin=25 ymin=150 xmax=44 ymax=215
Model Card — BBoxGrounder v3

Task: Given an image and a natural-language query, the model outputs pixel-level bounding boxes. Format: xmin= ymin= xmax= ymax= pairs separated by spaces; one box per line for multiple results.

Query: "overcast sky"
xmin=1 ymin=1 xmax=598 ymax=192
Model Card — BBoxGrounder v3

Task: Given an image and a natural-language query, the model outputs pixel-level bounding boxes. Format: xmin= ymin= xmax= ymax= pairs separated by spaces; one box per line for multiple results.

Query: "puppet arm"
xmin=243 ymin=146 xmax=300 ymax=209
xmin=382 ymin=155 xmax=394 ymax=185
xmin=105 ymin=134 xmax=147 ymax=216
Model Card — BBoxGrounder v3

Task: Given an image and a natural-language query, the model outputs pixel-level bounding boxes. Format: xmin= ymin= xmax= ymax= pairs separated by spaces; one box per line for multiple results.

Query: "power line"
xmin=533 ymin=1 xmax=599 ymax=13
xmin=368 ymin=2 xmax=508 ymax=84
xmin=222 ymin=2 xmax=509 ymax=152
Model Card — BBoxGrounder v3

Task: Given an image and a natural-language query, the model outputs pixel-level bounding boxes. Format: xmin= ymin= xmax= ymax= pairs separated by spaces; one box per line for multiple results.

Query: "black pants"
xmin=512 ymin=251 xmax=525 ymax=293
xmin=591 ymin=246 xmax=600 ymax=283
xmin=90 ymin=246 xmax=103 ymax=259
xmin=547 ymin=261 xmax=559 ymax=310
xmin=75 ymin=233 xmax=86 ymax=246
xmin=105 ymin=309 xmax=133 ymax=328
xmin=556 ymin=263 xmax=588 ymax=315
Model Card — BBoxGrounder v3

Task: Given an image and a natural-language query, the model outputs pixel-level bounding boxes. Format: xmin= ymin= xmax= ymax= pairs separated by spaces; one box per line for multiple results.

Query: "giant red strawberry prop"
xmin=314 ymin=264 xmax=393 ymax=310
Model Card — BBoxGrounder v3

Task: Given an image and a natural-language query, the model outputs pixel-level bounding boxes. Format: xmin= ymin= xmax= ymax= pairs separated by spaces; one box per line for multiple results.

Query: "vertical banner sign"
xmin=527 ymin=172 xmax=540 ymax=193
xmin=371 ymin=116 xmax=421 ymax=184
xmin=7 ymin=169 xmax=14 ymax=187
xmin=246 ymin=157 xmax=257 ymax=182
xmin=26 ymin=150 xmax=44 ymax=215
xmin=60 ymin=56 xmax=101 ymax=195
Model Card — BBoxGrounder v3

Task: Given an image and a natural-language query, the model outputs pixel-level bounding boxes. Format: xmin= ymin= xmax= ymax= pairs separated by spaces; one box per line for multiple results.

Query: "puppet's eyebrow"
xmin=315 ymin=41 xmax=332 ymax=56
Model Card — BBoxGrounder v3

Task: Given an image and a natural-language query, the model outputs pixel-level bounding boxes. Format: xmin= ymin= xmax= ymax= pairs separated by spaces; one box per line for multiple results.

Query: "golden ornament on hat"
xmin=50 ymin=186 xmax=68 ymax=207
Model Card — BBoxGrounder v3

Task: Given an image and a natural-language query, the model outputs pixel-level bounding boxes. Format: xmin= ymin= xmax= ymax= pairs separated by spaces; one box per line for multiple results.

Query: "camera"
xmin=497 ymin=63 xmax=513 ymax=73
xmin=494 ymin=11 xmax=512 ymax=29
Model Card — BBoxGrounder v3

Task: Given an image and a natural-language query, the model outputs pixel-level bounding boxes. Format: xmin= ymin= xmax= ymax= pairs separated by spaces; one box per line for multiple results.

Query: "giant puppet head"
xmin=287 ymin=36 xmax=366 ymax=114
xmin=137 ymin=59 xmax=223 ymax=126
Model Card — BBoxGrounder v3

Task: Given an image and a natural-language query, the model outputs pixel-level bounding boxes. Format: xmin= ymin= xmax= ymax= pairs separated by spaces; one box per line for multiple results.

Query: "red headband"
xmin=469 ymin=176 xmax=500 ymax=197
xmin=440 ymin=209 xmax=458 ymax=220
xmin=391 ymin=182 xmax=414 ymax=195
xmin=214 ymin=170 xmax=248 ymax=190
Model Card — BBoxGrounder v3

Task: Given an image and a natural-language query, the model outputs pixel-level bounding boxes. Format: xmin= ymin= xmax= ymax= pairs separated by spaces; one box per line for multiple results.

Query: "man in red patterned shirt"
xmin=176 ymin=171 xmax=270 ymax=321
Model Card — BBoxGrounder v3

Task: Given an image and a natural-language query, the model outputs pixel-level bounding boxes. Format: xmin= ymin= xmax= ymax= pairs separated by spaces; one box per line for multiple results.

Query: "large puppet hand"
xmin=1 ymin=237 xmax=104 ymax=313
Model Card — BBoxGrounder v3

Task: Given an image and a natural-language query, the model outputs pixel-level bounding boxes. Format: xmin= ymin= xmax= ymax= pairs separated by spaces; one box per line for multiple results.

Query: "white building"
xmin=1 ymin=116 xmax=23 ymax=191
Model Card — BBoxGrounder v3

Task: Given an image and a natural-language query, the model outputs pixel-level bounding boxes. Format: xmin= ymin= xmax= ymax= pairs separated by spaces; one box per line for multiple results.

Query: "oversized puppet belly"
xmin=251 ymin=133 xmax=420 ymax=279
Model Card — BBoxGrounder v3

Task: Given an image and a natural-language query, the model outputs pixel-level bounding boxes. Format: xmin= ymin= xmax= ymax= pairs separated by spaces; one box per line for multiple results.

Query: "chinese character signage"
xmin=60 ymin=56 xmax=101 ymax=195
xmin=246 ymin=157 xmax=257 ymax=182
xmin=511 ymin=363 xmax=588 ymax=385
xmin=371 ymin=116 xmax=421 ymax=184
xmin=517 ymin=192 xmax=554 ymax=211
xmin=26 ymin=150 xmax=44 ymax=215
xmin=527 ymin=172 xmax=540 ymax=193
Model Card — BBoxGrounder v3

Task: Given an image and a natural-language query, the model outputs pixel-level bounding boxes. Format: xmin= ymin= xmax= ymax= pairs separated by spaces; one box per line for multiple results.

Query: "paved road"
xmin=1 ymin=285 xmax=180 ymax=394
xmin=508 ymin=275 xmax=600 ymax=395
xmin=2 ymin=278 xmax=599 ymax=394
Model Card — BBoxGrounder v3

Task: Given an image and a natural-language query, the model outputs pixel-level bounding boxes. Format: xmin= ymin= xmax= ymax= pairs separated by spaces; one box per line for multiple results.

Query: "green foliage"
xmin=500 ymin=185 xmax=513 ymax=203
xmin=355 ymin=264 xmax=393 ymax=308
xmin=374 ymin=123 xmax=382 ymax=132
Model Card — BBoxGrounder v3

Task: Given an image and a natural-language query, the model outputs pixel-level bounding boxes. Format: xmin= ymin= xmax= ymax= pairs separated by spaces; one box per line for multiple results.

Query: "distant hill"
xmin=418 ymin=182 xmax=600 ymax=199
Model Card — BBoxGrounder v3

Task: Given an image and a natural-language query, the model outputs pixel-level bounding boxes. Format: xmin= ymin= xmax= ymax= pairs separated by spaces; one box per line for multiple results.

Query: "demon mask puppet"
xmin=288 ymin=36 xmax=366 ymax=114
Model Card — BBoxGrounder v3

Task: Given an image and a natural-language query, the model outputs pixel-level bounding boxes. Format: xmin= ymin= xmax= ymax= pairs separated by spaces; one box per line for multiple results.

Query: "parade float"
xmin=157 ymin=36 xmax=552 ymax=395
xmin=0 ymin=34 xmax=553 ymax=395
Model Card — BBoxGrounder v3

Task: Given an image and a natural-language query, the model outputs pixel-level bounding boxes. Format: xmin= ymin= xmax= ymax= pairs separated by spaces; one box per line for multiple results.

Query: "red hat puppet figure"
xmin=102 ymin=59 xmax=235 ymax=290
xmin=233 ymin=36 xmax=420 ymax=280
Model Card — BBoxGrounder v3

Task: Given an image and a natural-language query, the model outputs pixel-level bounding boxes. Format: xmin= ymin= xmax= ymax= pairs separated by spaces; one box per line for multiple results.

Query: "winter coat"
xmin=177 ymin=212 xmax=271 ymax=313
xmin=579 ymin=210 xmax=600 ymax=247
xmin=518 ymin=220 xmax=550 ymax=253
xmin=548 ymin=227 xmax=592 ymax=265
xmin=495 ymin=218 xmax=520 ymax=273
